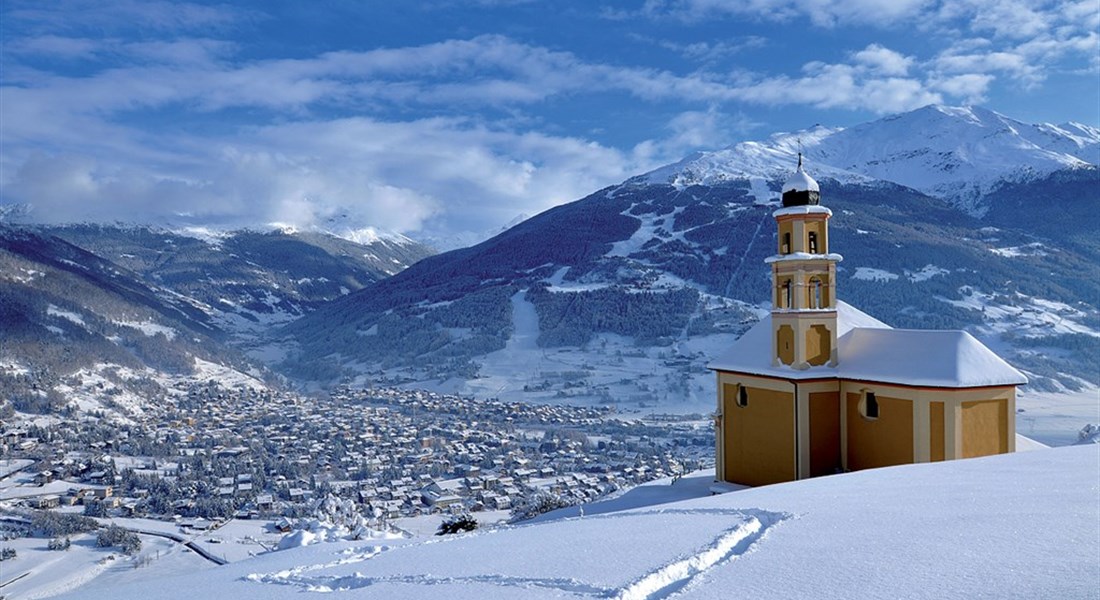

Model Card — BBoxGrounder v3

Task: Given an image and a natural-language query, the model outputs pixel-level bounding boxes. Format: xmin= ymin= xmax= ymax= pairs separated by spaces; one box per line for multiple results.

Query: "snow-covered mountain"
xmin=0 ymin=225 xmax=272 ymax=423
xmin=642 ymin=105 xmax=1099 ymax=215
xmin=42 ymin=223 xmax=434 ymax=336
xmin=280 ymin=105 xmax=1098 ymax=412
xmin=0 ymin=222 xmax=435 ymax=421
xmin=56 ymin=445 xmax=1100 ymax=599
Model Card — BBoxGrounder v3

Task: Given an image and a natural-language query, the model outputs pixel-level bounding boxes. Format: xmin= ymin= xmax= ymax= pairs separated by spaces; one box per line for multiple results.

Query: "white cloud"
xmin=938 ymin=0 xmax=1049 ymax=40
xmin=852 ymin=44 xmax=914 ymax=76
xmin=5 ymin=35 xmax=101 ymax=59
xmin=930 ymin=73 xmax=995 ymax=103
xmin=0 ymin=29 xmax=955 ymax=238
xmin=655 ymin=37 xmax=768 ymax=63
xmin=7 ymin=0 xmax=246 ymax=34
xmin=934 ymin=49 xmax=1038 ymax=79
xmin=639 ymin=0 xmax=1097 ymax=106
xmin=642 ymin=0 xmax=931 ymax=27
xmin=733 ymin=59 xmax=941 ymax=114
xmin=660 ymin=109 xmax=761 ymax=153
xmin=2 ymin=116 xmax=645 ymax=237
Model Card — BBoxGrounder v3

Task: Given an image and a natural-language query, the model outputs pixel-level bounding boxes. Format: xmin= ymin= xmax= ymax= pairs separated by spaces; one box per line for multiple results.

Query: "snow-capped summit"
xmin=639 ymin=105 xmax=1099 ymax=215
xmin=637 ymin=124 xmax=856 ymax=189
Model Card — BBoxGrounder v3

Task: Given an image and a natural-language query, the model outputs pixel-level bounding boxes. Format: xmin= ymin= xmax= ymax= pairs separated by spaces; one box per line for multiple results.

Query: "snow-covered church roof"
xmin=837 ymin=328 xmax=1027 ymax=387
xmin=708 ymin=301 xmax=1027 ymax=388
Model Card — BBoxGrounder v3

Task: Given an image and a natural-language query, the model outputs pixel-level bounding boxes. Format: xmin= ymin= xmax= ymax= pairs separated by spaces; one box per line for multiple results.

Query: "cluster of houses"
xmin=27 ymin=485 xmax=117 ymax=511
xmin=2 ymin=384 xmax=710 ymax=524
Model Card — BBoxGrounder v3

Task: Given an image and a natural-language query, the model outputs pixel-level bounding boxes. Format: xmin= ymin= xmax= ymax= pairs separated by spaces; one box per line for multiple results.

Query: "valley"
xmin=0 ymin=104 xmax=1097 ymax=598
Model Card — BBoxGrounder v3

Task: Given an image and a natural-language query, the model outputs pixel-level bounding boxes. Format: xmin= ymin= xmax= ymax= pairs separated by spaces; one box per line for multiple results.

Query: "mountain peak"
xmin=637 ymin=105 xmax=1098 ymax=214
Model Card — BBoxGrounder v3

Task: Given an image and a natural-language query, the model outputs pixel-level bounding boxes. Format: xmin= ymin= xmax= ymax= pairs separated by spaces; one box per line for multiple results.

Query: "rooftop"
xmin=708 ymin=301 xmax=1027 ymax=388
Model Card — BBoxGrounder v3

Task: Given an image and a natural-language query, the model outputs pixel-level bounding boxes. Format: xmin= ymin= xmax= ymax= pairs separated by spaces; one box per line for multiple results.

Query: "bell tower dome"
xmin=781 ymin=153 xmax=820 ymax=207
xmin=766 ymin=155 xmax=841 ymax=369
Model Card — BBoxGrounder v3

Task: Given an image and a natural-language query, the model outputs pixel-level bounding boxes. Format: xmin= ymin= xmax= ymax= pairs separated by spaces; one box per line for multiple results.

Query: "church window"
xmin=735 ymin=385 xmax=748 ymax=408
xmin=859 ymin=391 xmax=879 ymax=420
xmin=808 ymin=231 xmax=818 ymax=253
xmin=782 ymin=280 xmax=792 ymax=309
xmin=810 ymin=278 xmax=823 ymax=308
xmin=782 ymin=232 xmax=791 ymax=254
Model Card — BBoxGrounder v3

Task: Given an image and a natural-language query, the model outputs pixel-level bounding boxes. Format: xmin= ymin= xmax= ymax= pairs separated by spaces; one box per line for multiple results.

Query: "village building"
xmin=710 ymin=156 xmax=1026 ymax=487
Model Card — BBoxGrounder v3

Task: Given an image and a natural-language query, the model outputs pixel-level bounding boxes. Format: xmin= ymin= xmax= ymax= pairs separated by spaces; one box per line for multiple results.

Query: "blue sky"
xmin=2 ymin=0 xmax=1097 ymax=242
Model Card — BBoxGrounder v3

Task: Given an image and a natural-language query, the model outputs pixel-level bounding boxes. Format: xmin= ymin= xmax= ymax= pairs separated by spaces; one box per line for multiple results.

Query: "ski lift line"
xmin=723 ymin=208 xmax=771 ymax=298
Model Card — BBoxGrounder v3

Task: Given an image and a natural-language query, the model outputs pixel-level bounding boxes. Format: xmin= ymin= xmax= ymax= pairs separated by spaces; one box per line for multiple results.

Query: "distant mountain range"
xmin=42 ymin=224 xmax=434 ymax=335
xmin=0 ymin=224 xmax=434 ymax=420
xmin=1 ymin=104 xmax=1097 ymax=420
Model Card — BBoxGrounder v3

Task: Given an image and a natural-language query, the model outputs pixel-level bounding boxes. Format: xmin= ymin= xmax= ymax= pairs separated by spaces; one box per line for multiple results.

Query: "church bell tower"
xmin=766 ymin=155 xmax=841 ymax=369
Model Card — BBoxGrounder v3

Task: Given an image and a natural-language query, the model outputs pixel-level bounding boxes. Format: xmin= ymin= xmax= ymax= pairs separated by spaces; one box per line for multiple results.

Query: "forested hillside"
xmin=279 ymin=171 xmax=1099 ymax=395
xmin=0 ymin=226 xmax=262 ymax=419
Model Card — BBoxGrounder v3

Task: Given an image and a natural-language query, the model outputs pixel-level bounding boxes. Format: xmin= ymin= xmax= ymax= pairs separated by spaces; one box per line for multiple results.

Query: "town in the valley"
xmin=0 ymin=380 xmax=713 ymax=560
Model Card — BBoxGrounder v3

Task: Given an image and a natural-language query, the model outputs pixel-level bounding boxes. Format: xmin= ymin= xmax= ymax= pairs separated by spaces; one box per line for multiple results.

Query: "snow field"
xmin=46 ymin=305 xmax=86 ymax=326
xmin=459 ymin=289 xmax=721 ymax=413
xmin=114 ymin=320 xmax=178 ymax=340
xmin=230 ymin=508 xmax=782 ymax=598
xmin=942 ymin=287 xmax=1100 ymax=339
xmin=1 ymin=527 xmax=212 ymax=600
xmin=851 ymin=267 xmax=899 ymax=282
xmin=53 ymin=445 xmax=1099 ymax=600
xmin=1016 ymin=387 xmax=1100 ymax=446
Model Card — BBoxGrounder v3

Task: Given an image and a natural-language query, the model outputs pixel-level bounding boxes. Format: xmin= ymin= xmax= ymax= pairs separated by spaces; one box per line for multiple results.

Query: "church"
xmin=709 ymin=157 xmax=1027 ymax=487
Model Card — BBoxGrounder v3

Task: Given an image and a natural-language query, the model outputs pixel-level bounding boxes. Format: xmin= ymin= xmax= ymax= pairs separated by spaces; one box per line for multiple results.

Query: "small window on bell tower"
xmin=782 ymin=232 xmax=791 ymax=254
xmin=808 ymin=231 xmax=818 ymax=254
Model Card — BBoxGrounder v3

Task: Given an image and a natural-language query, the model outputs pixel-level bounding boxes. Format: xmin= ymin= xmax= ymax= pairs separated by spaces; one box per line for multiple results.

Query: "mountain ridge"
xmin=639 ymin=104 xmax=1099 ymax=215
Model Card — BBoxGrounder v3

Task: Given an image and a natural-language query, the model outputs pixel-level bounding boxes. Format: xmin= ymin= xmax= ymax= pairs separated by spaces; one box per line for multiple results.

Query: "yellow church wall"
xmin=809 ymin=391 xmax=840 ymax=476
xmin=839 ymin=381 xmax=1016 ymax=464
xmin=845 ymin=392 xmax=913 ymax=471
xmin=721 ymin=382 xmax=796 ymax=486
xmin=930 ymin=401 xmax=945 ymax=462
xmin=715 ymin=372 xmax=798 ymax=483
xmin=775 ymin=214 xmax=829 ymax=255
xmin=803 ymin=220 xmax=827 ymax=253
xmin=806 ymin=325 xmax=831 ymax=366
xmin=776 ymin=325 xmax=794 ymax=365
xmin=961 ymin=399 xmax=1008 ymax=458
xmin=772 ymin=263 xmax=834 ymax=311
xmin=714 ymin=375 xmax=1015 ymax=484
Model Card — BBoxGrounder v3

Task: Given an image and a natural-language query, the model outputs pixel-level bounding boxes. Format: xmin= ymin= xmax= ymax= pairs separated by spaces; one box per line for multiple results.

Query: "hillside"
xmin=0 ymin=225 xmax=267 ymax=422
xmin=43 ymin=224 xmax=435 ymax=335
xmin=0 ymin=222 xmax=436 ymax=421
xmin=63 ymin=445 xmax=1100 ymax=599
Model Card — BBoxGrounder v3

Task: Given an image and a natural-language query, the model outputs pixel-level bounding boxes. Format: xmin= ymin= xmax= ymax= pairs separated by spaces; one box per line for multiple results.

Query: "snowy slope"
xmin=641 ymin=105 xmax=1099 ymax=214
xmin=0 ymin=225 xmax=277 ymax=423
xmin=66 ymin=445 xmax=1100 ymax=599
